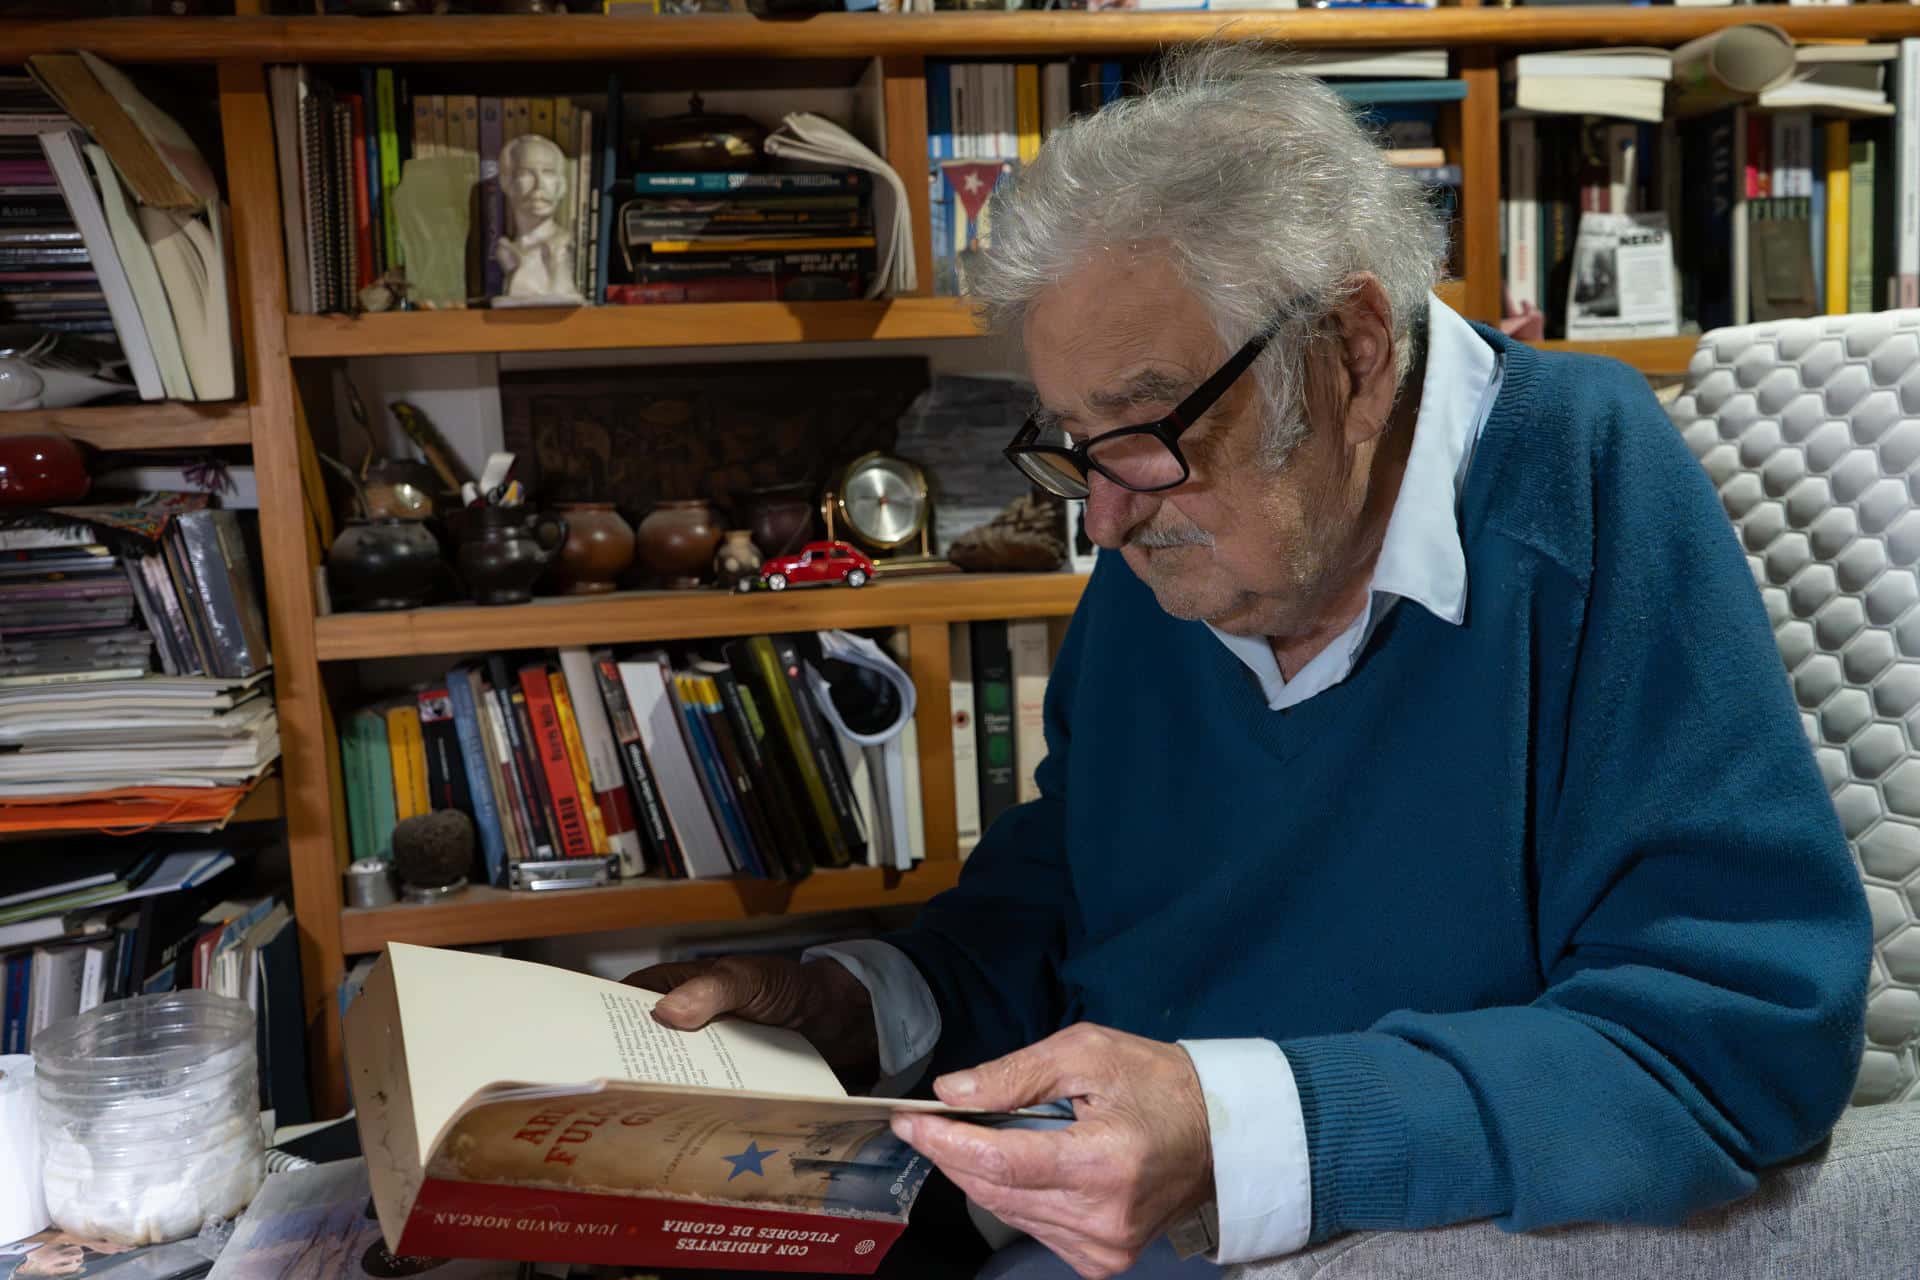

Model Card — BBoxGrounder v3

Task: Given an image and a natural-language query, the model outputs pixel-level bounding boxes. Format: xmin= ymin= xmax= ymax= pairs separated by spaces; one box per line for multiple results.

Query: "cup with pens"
xmin=453 ymin=451 xmax=569 ymax=606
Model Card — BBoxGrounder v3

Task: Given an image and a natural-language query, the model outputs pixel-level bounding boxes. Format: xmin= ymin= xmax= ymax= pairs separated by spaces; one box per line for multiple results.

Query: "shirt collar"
xmin=1368 ymin=292 xmax=1498 ymax=628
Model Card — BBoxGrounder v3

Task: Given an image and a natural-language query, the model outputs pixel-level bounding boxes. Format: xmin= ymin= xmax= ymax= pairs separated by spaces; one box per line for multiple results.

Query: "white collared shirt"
xmin=808 ymin=293 xmax=1505 ymax=1266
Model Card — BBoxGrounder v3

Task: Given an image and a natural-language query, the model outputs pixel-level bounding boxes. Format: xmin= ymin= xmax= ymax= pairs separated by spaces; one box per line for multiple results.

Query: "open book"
xmin=347 ymin=943 xmax=1020 ymax=1274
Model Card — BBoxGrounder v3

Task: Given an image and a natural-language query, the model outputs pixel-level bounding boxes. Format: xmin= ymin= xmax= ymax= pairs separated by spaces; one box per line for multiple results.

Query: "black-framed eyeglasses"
xmin=1004 ymin=313 xmax=1290 ymax=500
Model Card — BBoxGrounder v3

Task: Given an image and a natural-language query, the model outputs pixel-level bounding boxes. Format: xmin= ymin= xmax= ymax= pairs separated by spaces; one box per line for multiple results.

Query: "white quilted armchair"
xmin=1232 ymin=311 xmax=1920 ymax=1280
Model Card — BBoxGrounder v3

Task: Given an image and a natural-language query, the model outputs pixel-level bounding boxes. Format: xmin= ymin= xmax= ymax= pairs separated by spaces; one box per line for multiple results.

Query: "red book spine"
xmin=347 ymin=94 xmax=375 ymax=293
xmin=519 ymin=665 xmax=594 ymax=858
xmin=403 ymin=1178 xmax=904 ymax=1275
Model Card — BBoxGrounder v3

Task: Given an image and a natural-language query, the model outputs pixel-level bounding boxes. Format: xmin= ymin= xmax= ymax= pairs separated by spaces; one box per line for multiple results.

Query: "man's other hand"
xmin=890 ymin=1023 xmax=1213 ymax=1280
xmin=622 ymin=955 xmax=880 ymax=1081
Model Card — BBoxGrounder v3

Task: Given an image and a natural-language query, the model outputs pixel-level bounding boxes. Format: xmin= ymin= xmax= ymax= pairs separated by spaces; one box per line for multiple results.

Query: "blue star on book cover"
xmin=722 ymin=1140 xmax=779 ymax=1181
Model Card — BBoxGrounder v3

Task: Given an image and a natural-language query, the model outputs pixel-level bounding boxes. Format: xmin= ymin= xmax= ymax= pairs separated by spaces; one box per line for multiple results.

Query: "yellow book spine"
xmin=1016 ymin=65 xmax=1041 ymax=166
xmin=646 ymin=236 xmax=878 ymax=254
xmin=411 ymin=94 xmax=436 ymax=162
xmin=1825 ymin=118 xmax=1851 ymax=317
xmin=384 ymin=705 xmax=421 ymax=820
xmin=549 ymin=675 xmax=610 ymax=855
xmin=531 ymin=97 xmax=556 ymax=144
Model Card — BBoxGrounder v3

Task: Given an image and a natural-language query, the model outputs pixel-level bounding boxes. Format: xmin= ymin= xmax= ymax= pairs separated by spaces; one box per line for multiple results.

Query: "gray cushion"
xmin=1226 ymin=1102 xmax=1920 ymax=1280
xmin=1671 ymin=312 xmax=1920 ymax=1105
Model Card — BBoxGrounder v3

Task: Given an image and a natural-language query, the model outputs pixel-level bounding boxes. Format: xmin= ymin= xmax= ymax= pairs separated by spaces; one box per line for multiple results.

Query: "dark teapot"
xmin=456 ymin=506 xmax=568 ymax=606
xmin=328 ymin=517 xmax=442 ymax=612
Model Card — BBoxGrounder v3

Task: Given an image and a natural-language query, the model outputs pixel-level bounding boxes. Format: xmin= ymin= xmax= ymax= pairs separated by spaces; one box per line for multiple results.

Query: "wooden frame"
xmin=4 ymin=8 xmax=1908 ymax=1114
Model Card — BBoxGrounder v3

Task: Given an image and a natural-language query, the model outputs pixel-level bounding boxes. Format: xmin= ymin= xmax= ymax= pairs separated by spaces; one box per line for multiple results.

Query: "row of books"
xmin=0 ymin=849 xmax=310 ymax=1126
xmin=949 ymin=618 xmax=1052 ymax=853
xmin=929 ymin=55 xmax=1464 ymax=295
xmin=2 ymin=56 xmax=236 ymax=402
xmin=1503 ymin=40 xmax=1915 ymax=340
xmin=342 ymin=634 xmax=925 ymax=888
xmin=269 ymin=67 xmax=617 ymax=313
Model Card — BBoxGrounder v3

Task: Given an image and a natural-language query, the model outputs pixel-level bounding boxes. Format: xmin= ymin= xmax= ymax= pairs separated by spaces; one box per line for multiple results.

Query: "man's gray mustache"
xmin=1128 ymin=525 xmax=1215 ymax=550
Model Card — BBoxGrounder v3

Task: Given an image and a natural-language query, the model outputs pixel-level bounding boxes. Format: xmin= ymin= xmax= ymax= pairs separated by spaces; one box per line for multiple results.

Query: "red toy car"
xmin=757 ymin=540 xmax=876 ymax=591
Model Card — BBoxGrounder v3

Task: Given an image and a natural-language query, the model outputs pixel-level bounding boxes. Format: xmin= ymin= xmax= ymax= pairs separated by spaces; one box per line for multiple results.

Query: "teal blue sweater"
xmin=889 ymin=332 xmax=1872 ymax=1242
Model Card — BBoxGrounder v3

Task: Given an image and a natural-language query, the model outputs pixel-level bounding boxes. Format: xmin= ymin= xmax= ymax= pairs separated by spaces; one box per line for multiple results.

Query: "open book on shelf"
xmin=346 ymin=943 xmax=1040 ymax=1274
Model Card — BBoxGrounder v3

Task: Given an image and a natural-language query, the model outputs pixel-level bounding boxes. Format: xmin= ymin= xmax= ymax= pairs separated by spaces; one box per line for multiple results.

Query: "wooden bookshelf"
xmin=0 ymin=402 xmax=251 ymax=450
xmin=285 ymin=297 xmax=983 ymax=358
xmin=230 ymin=775 xmax=284 ymax=825
xmin=21 ymin=8 xmax=1889 ymax=1117
xmin=7 ymin=11 xmax=1920 ymax=64
xmin=340 ymin=863 xmax=962 ymax=953
xmin=314 ymin=573 xmax=1087 ymax=662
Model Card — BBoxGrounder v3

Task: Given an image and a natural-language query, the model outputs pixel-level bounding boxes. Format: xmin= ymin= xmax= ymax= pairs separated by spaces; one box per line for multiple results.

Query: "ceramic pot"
xmin=457 ymin=506 xmax=568 ymax=606
xmin=714 ymin=529 xmax=763 ymax=594
xmin=551 ymin=502 xmax=635 ymax=595
xmin=744 ymin=483 xmax=813 ymax=559
xmin=327 ymin=517 xmax=442 ymax=611
xmin=0 ymin=432 xmax=88 ymax=505
xmin=637 ymin=499 xmax=722 ymax=589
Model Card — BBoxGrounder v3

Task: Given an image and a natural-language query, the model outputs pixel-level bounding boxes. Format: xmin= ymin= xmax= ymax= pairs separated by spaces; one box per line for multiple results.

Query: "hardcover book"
xmin=346 ymin=943 xmax=1029 ymax=1274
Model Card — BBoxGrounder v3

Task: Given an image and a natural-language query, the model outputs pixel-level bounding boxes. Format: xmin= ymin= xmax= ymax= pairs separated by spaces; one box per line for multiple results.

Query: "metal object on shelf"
xmin=343 ymin=859 xmax=398 ymax=909
xmin=511 ymin=856 xmax=617 ymax=892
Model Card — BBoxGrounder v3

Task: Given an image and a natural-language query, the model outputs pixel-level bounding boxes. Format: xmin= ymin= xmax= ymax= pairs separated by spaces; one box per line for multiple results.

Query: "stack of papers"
xmin=0 ymin=670 xmax=277 ymax=797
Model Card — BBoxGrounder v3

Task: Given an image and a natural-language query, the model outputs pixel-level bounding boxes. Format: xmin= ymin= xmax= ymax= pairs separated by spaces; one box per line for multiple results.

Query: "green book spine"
xmin=357 ymin=708 xmax=397 ymax=859
xmin=375 ymin=68 xmax=402 ymax=270
xmin=342 ymin=713 xmax=373 ymax=862
xmin=1850 ymin=134 xmax=1877 ymax=314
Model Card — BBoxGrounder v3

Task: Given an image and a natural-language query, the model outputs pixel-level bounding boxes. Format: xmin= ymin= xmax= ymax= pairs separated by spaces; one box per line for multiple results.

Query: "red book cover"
xmin=342 ymin=946 xmax=1021 ymax=1277
xmin=518 ymin=665 xmax=594 ymax=858
xmin=347 ymin=93 xmax=375 ymax=293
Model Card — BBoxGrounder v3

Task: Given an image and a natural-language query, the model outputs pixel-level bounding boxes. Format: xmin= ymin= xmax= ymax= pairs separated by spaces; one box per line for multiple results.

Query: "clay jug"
xmin=636 ymin=499 xmax=722 ymax=589
xmin=551 ymin=502 xmax=636 ymax=595
xmin=457 ymin=506 xmax=568 ymax=605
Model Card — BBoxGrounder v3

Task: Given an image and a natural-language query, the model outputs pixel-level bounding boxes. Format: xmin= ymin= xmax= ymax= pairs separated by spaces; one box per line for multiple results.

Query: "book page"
xmin=388 ymin=944 xmax=845 ymax=1159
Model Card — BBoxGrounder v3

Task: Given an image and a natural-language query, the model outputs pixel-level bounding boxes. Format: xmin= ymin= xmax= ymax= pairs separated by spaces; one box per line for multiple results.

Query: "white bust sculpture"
xmin=494 ymin=132 xmax=584 ymax=306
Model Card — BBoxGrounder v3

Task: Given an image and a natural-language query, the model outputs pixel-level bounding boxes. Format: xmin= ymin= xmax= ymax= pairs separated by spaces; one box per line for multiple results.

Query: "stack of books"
xmin=0 ymin=539 xmax=152 ymax=684
xmin=344 ymin=635 xmax=927 ymax=889
xmin=607 ymin=170 xmax=875 ymax=305
xmin=0 ymin=75 xmax=112 ymax=338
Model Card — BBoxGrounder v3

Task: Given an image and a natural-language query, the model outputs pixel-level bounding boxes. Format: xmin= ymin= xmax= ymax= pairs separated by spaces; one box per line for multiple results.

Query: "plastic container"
xmin=34 ymin=991 xmax=264 ymax=1245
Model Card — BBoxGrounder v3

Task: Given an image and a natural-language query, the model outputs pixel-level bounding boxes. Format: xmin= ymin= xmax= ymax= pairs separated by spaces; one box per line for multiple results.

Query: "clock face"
xmin=841 ymin=455 xmax=926 ymax=549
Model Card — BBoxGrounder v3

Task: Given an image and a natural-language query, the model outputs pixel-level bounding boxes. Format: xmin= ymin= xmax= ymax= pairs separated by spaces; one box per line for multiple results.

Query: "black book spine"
xmin=774 ymin=635 xmax=866 ymax=863
xmin=712 ymin=668 xmax=812 ymax=881
xmin=723 ymin=638 xmax=840 ymax=870
xmin=971 ymin=619 xmax=1018 ymax=830
xmin=486 ymin=654 xmax=555 ymax=858
xmin=590 ymin=649 xmax=679 ymax=878
xmin=415 ymin=688 xmax=471 ymax=817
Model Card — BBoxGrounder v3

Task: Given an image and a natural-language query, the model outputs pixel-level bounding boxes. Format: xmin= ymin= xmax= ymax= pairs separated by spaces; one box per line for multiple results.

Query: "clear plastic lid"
xmin=35 ymin=991 xmax=255 ymax=1088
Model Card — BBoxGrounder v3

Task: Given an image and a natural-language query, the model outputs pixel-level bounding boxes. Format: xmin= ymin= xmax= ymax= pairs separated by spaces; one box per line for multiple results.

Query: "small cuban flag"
xmin=941 ymin=160 xmax=1016 ymax=262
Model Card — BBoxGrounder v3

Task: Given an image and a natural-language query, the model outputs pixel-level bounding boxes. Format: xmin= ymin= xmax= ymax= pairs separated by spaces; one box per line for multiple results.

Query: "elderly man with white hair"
xmin=629 ymin=43 xmax=1871 ymax=1280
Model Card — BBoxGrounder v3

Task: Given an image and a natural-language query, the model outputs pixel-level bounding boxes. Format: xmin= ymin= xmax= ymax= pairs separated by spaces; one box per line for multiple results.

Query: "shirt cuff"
xmin=1175 ymin=1038 xmax=1312 ymax=1264
xmin=802 ymin=940 xmax=941 ymax=1097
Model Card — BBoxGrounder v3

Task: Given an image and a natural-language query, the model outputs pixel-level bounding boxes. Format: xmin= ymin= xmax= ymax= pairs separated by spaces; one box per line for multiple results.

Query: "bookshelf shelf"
xmin=284 ymin=297 xmax=984 ymax=359
xmin=0 ymin=402 xmax=251 ymax=451
xmin=339 ymin=861 xmax=962 ymax=953
xmin=314 ymin=572 xmax=1088 ymax=662
xmin=6 ymin=11 xmax=1920 ymax=64
xmin=1534 ymin=335 xmax=1701 ymax=378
